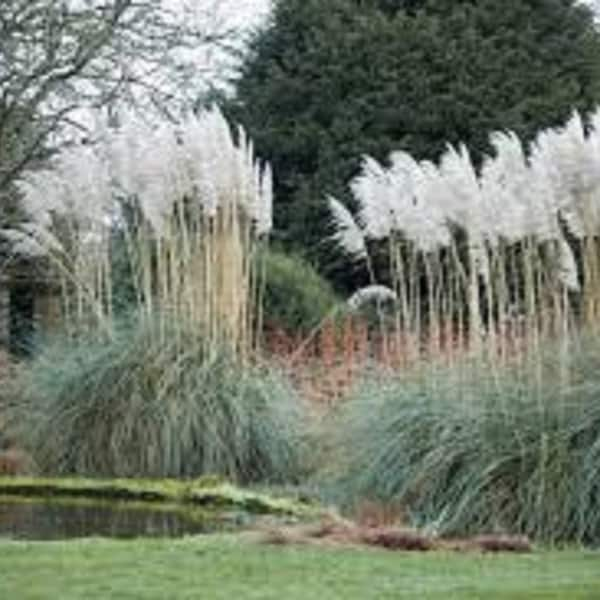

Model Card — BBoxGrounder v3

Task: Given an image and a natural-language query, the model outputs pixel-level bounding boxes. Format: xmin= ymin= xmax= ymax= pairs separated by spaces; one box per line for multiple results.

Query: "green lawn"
xmin=0 ymin=536 xmax=599 ymax=600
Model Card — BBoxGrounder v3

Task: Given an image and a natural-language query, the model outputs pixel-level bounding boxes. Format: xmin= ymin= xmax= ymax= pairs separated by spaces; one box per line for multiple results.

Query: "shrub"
xmin=0 ymin=349 xmax=20 ymax=450
xmin=5 ymin=316 xmax=305 ymax=484
xmin=261 ymin=249 xmax=340 ymax=334
xmin=329 ymin=336 xmax=600 ymax=545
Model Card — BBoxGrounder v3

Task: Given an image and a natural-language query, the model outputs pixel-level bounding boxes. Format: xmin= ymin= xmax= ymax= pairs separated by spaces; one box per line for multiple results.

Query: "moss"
xmin=187 ymin=484 xmax=315 ymax=516
xmin=0 ymin=476 xmax=316 ymax=517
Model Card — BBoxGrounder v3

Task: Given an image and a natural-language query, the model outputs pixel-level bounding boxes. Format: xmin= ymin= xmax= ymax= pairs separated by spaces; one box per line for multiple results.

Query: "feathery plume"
xmin=348 ymin=285 xmax=398 ymax=311
xmin=328 ymin=196 xmax=368 ymax=260
xmin=352 ymin=156 xmax=393 ymax=240
xmin=557 ymin=236 xmax=580 ymax=291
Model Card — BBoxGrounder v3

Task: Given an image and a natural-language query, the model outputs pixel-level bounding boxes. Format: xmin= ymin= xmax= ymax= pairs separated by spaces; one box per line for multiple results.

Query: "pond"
xmin=0 ymin=499 xmax=249 ymax=541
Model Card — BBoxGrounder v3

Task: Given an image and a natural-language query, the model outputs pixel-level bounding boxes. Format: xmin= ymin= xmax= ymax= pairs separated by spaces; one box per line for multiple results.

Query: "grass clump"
xmin=261 ymin=249 xmax=340 ymax=334
xmin=329 ymin=336 xmax=600 ymax=545
xmin=0 ymin=476 xmax=315 ymax=517
xmin=4 ymin=317 xmax=304 ymax=484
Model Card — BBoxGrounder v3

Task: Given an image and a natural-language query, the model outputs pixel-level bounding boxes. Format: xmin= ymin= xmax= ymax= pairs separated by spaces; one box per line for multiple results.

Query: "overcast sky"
xmin=78 ymin=0 xmax=600 ymax=131
xmin=170 ymin=0 xmax=272 ymax=90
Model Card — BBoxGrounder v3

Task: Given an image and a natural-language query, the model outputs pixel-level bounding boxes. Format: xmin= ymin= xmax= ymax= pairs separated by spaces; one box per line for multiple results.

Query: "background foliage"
xmin=261 ymin=249 xmax=340 ymax=334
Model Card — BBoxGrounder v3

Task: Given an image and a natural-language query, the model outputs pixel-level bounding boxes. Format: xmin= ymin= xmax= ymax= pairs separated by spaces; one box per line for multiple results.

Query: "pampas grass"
xmin=328 ymin=333 xmax=600 ymax=545
xmin=0 ymin=108 xmax=287 ymax=482
xmin=329 ymin=109 xmax=600 ymax=364
xmin=4 ymin=317 xmax=304 ymax=482
xmin=2 ymin=107 xmax=272 ymax=362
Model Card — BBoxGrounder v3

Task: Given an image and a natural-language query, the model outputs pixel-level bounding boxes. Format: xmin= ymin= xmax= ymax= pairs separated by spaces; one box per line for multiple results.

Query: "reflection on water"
xmin=0 ymin=500 xmax=236 ymax=541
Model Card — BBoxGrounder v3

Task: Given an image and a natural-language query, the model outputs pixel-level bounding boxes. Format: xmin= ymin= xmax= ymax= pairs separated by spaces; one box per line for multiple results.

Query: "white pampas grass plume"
xmin=19 ymin=223 xmax=65 ymax=255
xmin=439 ymin=143 xmax=483 ymax=228
xmin=352 ymin=156 xmax=393 ymax=240
xmin=0 ymin=229 xmax=47 ymax=257
xmin=347 ymin=285 xmax=398 ymax=310
xmin=328 ymin=196 xmax=368 ymax=261
xmin=389 ymin=154 xmax=452 ymax=251
xmin=256 ymin=163 xmax=273 ymax=236
xmin=557 ymin=236 xmax=580 ymax=291
xmin=532 ymin=111 xmax=600 ymax=238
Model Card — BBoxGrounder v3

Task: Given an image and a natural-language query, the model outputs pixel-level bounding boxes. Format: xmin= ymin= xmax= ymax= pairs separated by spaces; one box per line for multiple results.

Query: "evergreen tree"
xmin=228 ymin=0 xmax=600 ymax=283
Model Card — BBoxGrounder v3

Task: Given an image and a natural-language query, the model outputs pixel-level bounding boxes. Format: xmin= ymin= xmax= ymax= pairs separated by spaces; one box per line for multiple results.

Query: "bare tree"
xmin=0 ymin=0 xmax=240 ymax=195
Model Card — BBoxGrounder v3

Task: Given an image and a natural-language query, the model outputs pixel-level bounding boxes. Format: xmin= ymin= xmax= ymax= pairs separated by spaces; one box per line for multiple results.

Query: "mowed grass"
xmin=0 ymin=536 xmax=599 ymax=600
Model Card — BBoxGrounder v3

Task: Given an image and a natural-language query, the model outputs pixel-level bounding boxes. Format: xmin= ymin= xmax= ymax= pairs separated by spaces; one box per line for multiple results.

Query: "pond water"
xmin=0 ymin=499 xmax=246 ymax=541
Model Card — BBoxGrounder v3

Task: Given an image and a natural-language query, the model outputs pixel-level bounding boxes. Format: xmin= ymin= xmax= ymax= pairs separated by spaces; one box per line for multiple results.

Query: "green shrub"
xmin=5 ymin=317 xmax=305 ymax=484
xmin=0 ymin=351 xmax=20 ymax=450
xmin=329 ymin=339 xmax=600 ymax=545
xmin=261 ymin=249 xmax=340 ymax=334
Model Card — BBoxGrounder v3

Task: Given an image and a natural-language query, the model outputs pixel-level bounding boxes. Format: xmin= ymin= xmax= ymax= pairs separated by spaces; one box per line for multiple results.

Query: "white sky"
xmin=219 ymin=0 xmax=271 ymax=28
xmin=165 ymin=0 xmax=272 ymax=94
xmin=72 ymin=0 xmax=273 ymax=130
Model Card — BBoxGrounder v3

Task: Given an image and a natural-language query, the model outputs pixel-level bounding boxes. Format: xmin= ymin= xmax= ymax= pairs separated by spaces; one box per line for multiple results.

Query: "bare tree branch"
xmin=0 ymin=0 xmax=242 ymax=196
